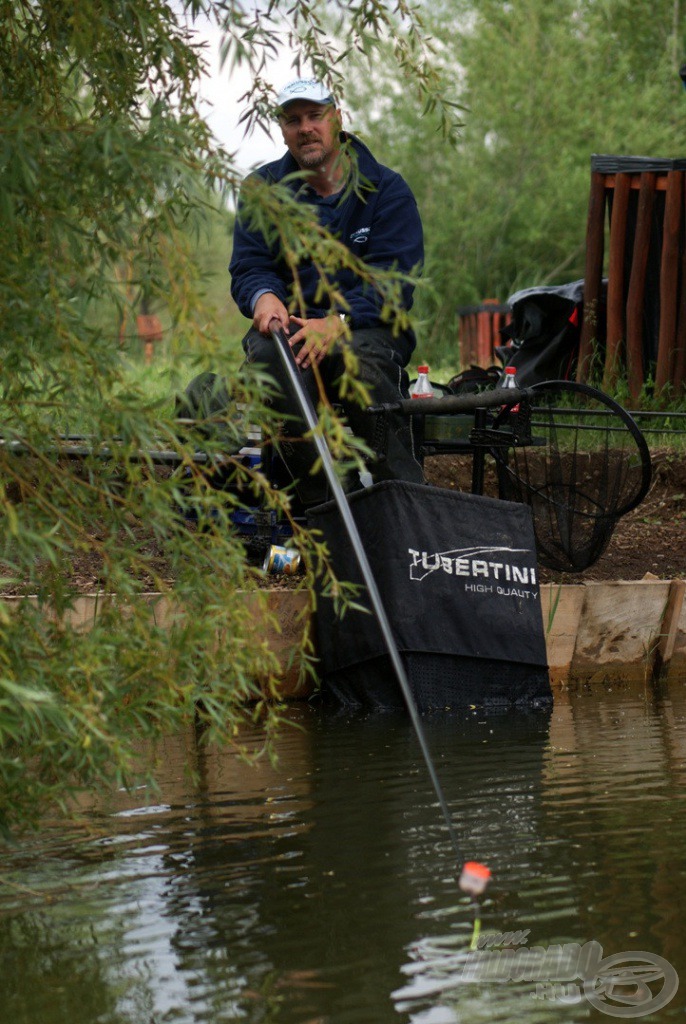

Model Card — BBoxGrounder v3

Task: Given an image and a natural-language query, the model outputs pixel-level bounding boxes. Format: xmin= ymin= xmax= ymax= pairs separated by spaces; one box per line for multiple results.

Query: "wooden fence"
xmin=458 ymin=156 xmax=686 ymax=400
xmin=579 ymin=154 xmax=686 ymax=400
xmin=457 ymin=299 xmax=511 ymax=368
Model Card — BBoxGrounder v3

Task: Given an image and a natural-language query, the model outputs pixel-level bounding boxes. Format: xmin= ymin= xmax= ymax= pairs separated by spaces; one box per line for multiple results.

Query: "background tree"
xmin=345 ymin=0 xmax=686 ymax=359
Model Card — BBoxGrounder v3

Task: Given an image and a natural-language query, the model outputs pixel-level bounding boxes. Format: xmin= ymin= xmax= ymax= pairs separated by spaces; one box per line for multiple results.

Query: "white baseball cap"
xmin=275 ymin=78 xmax=335 ymax=111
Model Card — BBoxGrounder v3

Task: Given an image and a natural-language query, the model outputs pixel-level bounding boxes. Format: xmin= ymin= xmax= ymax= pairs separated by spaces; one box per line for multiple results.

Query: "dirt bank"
xmin=424 ymin=448 xmax=686 ymax=583
xmin=3 ymin=449 xmax=684 ymax=596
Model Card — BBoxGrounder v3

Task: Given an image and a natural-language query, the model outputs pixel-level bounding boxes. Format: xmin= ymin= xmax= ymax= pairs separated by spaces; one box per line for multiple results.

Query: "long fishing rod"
xmin=269 ymin=324 xmax=489 ymax=903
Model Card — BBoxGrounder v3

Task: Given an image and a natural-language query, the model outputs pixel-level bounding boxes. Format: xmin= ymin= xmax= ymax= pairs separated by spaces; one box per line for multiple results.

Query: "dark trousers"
xmin=243 ymin=326 xmax=425 ymax=506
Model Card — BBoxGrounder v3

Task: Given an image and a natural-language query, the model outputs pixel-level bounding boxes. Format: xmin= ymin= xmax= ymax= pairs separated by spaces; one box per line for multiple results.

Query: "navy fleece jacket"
xmin=229 ymin=133 xmax=423 ymax=355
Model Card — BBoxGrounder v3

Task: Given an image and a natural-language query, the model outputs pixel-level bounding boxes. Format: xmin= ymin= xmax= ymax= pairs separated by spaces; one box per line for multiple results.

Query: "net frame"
xmin=491 ymin=381 xmax=652 ymax=572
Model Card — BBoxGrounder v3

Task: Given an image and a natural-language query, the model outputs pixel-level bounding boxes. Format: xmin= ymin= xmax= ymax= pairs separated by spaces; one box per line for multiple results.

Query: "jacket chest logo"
xmin=349 ymin=227 xmax=370 ymax=245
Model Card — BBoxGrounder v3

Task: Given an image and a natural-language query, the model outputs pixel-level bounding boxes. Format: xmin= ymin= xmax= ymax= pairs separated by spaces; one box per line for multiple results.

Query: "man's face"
xmin=278 ymin=101 xmax=341 ymax=171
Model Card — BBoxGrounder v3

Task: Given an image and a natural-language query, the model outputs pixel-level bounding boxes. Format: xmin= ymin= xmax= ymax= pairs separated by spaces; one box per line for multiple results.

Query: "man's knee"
xmin=243 ymin=328 xmax=279 ymax=368
xmin=348 ymin=327 xmax=411 ymax=366
xmin=346 ymin=329 xmax=409 ymax=397
xmin=348 ymin=327 xmax=394 ymax=358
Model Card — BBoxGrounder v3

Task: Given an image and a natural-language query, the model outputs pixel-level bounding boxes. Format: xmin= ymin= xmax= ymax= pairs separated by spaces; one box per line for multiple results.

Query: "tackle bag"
xmin=496 ymin=279 xmax=587 ymax=386
xmin=446 ymin=364 xmax=501 ymax=395
xmin=308 ymin=480 xmax=551 ymax=711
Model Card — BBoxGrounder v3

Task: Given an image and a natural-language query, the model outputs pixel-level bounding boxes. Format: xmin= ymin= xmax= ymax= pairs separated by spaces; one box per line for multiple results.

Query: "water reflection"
xmin=395 ymin=685 xmax=686 ymax=1023
xmin=0 ymin=684 xmax=684 ymax=1023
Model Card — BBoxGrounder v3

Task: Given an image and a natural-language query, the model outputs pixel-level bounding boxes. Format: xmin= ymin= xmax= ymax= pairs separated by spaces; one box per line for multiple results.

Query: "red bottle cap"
xmin=417 ymin=364 xmax=429 ymax=373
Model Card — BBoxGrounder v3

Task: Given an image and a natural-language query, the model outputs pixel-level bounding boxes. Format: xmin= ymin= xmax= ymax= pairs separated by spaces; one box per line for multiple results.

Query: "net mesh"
xmin=323 ymin=653 xmax=551 ymax=711
xmin=492 ymin=382 xmax=652 ymax=573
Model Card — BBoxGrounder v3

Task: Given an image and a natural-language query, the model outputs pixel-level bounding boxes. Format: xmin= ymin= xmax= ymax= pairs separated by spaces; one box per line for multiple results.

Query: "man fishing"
xmin=229 ymin=77 xmax=426 ymax=508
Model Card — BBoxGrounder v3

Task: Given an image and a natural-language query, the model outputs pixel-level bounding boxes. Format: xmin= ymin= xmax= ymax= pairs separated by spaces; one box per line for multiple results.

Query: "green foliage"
xmin=0 ymin=0 xmax=458 ymax=833
xmin=219 ymin=0 xmax=461 ymax=145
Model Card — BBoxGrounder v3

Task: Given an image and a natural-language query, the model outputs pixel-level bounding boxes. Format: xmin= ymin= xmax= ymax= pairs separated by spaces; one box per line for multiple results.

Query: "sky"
xmin=193 ymin=18 xmax=297 ymax=173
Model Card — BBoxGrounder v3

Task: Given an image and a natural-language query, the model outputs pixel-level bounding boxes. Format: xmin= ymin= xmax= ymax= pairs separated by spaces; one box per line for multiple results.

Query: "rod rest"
xmin=368 ymin=386 xmax=533 ymax=417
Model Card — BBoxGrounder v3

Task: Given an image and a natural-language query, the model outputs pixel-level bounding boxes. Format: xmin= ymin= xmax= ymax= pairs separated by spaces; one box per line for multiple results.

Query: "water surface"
xmin=1 ymin=682 xmax=684 ymax=1023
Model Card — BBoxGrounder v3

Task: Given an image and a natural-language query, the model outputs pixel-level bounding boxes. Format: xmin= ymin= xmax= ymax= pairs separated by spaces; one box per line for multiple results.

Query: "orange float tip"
xmin=459 ymin=861 xmax=492 ymax=896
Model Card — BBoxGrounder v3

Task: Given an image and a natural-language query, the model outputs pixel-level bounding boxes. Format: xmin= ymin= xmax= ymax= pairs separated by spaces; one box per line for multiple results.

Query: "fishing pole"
xmin=269 ymin=322 xmax=491 ymax=914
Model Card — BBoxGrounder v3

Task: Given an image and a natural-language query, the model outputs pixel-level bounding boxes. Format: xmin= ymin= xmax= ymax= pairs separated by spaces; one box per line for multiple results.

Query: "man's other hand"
xmin=288 ymin=315 xmax=347 ymax=369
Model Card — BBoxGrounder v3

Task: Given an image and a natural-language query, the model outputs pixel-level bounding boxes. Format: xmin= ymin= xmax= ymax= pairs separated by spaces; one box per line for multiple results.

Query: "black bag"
xmin=446 ymin=364 xmax=501 ymax=395
xmin=174 ymin=371 xmax=246 ymax=450
xmin=308 ymin=480 xmax=551 ymax=711
xmin=496 ymin=280 xmax=586 ymax=386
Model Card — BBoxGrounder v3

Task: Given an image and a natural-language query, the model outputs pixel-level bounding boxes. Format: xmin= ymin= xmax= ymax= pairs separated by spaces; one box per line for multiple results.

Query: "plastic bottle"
xmin=502 ymin=365 xmax=518 ymax=389
xmin=410 ymin=365 xmax=435 ymax=399
xmin=500 ymin=364 xmax=520 ymax=414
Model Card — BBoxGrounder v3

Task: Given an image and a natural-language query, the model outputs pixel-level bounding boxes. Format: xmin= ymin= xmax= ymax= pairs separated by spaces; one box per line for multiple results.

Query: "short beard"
xmin=298 ymin=148 xmax=326 ymax=169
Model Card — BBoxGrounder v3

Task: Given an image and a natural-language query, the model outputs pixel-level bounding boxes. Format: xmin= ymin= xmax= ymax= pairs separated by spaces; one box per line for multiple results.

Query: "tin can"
xmin=238 ymin=446 xmax=262 ymax=470
xmin=263 ymin=544 xmax=301 ymax=575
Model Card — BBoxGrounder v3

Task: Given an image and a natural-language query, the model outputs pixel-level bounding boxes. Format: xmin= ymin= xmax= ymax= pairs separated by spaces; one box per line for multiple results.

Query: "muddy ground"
xmin=4 ymin=448 xmax=684 ymax=595
xmin=424 ymin=449 xmax=686 ymax=583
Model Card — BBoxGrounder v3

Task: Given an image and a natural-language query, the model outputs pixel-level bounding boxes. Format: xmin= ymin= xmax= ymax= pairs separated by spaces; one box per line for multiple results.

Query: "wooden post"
xmin=479 ymin=299 xmax=501 ymax=365
xmin=477 ymin=307 xmax=491 ymax=366
xmin=578 ymin=171 xmax=607 ymax=383
xmin=463 ymin=311 xmax=474 ymax=365
xmin=674 ymin=221 xmax=686 ymax=391
xmin=625 ymin=172 xmax=656 ymax=404
xmin=603 ymin=172 xmax=631 ymax=390
xmin=651 ymin=578 xmax=686 ymax=681
xmin=655 ymin=170 xmax=683 ymax=394
xmin=470 ymin=311 xmax=479 ymax=364
xmin=136 ymin=314 xmax=164 ymax=364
